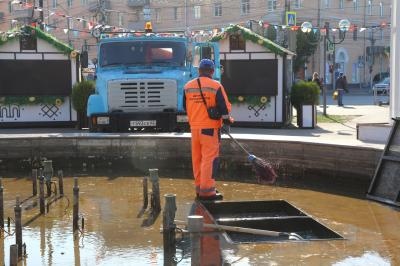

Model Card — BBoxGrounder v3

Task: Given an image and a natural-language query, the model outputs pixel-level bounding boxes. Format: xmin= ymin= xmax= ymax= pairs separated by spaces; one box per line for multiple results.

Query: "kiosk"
xmin=211 ymin=25 xmax=295 ymax=127
xmin=0 ymin=26 xmax=79 ymax=127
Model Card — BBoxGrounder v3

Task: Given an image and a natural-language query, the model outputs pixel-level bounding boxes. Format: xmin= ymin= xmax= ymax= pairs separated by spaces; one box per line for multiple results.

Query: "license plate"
xmin=130 ymin=120 xmax=157 ymax=127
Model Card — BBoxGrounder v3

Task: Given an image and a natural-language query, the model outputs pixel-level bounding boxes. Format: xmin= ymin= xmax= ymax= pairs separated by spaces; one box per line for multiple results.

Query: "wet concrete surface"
xmin=0 ymin=176 xmax=398 ymax=265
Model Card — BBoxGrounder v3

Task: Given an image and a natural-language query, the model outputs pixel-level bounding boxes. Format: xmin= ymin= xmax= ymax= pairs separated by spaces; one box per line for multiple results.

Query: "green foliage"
xmin=228 ymin=95 xmax=271 ymax=106
xmin=290 ymin=81 xmax=320 ymax=110
xmin=210 ymin=24 xmax=294 ymax=56
xmin=265 ymin=26 xmax=277 ymax=42
xmin=294 ymin=31 xmax=319 ymax=72
xmin=71 ymin=81 xmax=95 ymax=113
xmin=0 ymin=25 xmax=75 ymax=55
xmin=0 ymin=96 xmax=64 ymax=106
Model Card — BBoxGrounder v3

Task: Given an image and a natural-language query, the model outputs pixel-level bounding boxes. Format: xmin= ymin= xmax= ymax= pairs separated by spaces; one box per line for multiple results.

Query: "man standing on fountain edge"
xmin=183 ymin=59 xmax=233 ymax=201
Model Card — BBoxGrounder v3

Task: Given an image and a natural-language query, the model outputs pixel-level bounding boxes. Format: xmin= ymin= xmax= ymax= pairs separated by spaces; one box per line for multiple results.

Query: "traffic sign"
xmin=286 ymin=12 xmax=297 ymax=26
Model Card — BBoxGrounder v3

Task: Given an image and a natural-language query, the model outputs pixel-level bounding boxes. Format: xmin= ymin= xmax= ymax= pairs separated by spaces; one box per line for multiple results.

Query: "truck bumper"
xmin=89 ymin=112 xmax=188 ymax=132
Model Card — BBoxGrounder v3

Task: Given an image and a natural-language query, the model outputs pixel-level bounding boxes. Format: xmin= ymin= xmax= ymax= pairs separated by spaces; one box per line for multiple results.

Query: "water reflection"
xmin=0 ymin=177 xmax=397 ymax=265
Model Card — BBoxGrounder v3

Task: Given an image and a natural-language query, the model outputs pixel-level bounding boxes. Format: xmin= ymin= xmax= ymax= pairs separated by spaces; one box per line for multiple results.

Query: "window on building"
xmin=267 ymin=0 xmax=277 ymax=11
xmin=8 ymin=1 xmax=13 ymax=12
xmin=67 ymin=0 xmax=72 ymax=8
xmin=214 ymin=3 xmax=222 ymax=17
xmin=68 ymin=18 xmax=73 ymax=30
xmin=194 ymin=5 xmax=201 ymax=19
xmin=173 ymin=7 xmax=180 ymax=20
xmin=293 ymin=0 xmax=301 ymax=9
xmin=230 ymin=34 xmax=245 ymax=50
xmin=379 ymin=2 xmax=384 ymax=17
xmin=155 ymin=8 xmax=161 ymax=23
xmin=118 ymin=13 xmax=124 ymax=26
xmin=324 ymin=0 xmax=330 ymax=8
xmin=353 ymin=0 xmax=359 ymax=12
xmin=368 ymin=0 xmax=372 ymax=15
xmin=80 ymin=0 xmax=88 ymax=5
xmin=380 ymin=29 xmax=384 ymax=40
xmin=339 ymin=0 xmax=344 ymax=9
xmin=241 ymin=0 xmax=250 ymax=15
xmin=52 ymin=0 xmax=57 ymax=8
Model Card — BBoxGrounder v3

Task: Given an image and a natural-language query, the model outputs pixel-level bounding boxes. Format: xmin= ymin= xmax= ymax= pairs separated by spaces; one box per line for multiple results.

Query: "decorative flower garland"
xmin=0 ymin=25 xmax=76 ymax=55
xmin=210 ymin=24 xmax=294 ymax=56
xmin=229 ymin=95 xmax=271 ymax=106
xmin=0 ymin=96 xmax=65 ymax=106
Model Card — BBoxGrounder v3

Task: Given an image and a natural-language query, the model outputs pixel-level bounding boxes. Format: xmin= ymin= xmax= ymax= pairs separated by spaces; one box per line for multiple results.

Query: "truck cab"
xmin=87 ymin=30 xmax=219 ymax=132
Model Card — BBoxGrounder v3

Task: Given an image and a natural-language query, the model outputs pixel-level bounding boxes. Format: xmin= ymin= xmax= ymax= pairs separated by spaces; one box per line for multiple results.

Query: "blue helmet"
xmin=199 ymin=59 xmax=215 ymax=70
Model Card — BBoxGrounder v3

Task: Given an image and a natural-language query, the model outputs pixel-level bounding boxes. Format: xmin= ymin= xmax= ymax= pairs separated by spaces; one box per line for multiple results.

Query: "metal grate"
xmin=108 ymin=79 xmax=177 ymax=112
xmin=198 ymin=200 xmax=344 ymax=243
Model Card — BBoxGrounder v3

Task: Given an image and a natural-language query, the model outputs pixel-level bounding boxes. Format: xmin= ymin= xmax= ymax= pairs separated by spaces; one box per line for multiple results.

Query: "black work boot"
xmin=198 ymin=191 xmax=223 ymax=202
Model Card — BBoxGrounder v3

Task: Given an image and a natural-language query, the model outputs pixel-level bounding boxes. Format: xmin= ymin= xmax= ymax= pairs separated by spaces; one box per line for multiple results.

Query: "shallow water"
xmin=0 ymin=176 xmax=399 ymax=266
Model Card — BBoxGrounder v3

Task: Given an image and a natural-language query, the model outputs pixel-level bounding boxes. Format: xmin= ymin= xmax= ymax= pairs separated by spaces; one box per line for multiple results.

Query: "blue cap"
xmin=199 ymin=59 xmax=215 ymax=70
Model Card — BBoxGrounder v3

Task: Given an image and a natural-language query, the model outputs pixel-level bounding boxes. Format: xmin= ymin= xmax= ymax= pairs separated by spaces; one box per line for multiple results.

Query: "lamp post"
xmin=321 ymin=19 xmax=350 ymax=116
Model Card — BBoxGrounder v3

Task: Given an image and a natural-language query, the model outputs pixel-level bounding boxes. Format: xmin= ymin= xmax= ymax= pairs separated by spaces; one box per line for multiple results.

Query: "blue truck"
xmin=87 ymin=29 xmax=220 ymax=132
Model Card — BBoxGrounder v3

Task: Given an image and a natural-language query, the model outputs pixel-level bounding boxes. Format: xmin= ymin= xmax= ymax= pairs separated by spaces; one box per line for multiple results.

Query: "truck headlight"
xmin=97 ymin=117 xmax=110 ymax=125
xmin=177 ymin=115 xmax=188 ymax=123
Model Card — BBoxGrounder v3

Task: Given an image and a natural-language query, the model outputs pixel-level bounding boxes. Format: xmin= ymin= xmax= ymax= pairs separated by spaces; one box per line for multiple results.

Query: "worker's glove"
xmin=222 ymin=116 xmax=234 ymax=134
xmin=223 ymin=116 xmax=234 ymax=125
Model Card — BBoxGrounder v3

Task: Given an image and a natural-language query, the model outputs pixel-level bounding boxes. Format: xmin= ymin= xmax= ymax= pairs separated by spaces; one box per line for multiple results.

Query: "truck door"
xmin=191 ymin=42 xmax=220 ymax=80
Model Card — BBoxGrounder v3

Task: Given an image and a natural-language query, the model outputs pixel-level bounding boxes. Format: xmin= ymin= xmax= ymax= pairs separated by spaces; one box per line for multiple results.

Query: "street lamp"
xmin=301 ymin=22 xmax=313 ymax=33
xmin=321 ymin=19 xmax=351 ymax=116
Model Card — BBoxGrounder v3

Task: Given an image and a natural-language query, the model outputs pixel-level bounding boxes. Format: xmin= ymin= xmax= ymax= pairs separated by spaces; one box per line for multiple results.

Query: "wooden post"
xmin=163 ymin=194 xmax=177 ymax=265
xmin=136 ymin=177 xmax=149 ymax=218
xmin=188 ymin=215 xmax=203 ymax=266
xmin=9 ymin=244 xmax=18 ymax=266
xmin=143 ymin=177 xmax=148 ymax=211
xmin=73 ymin=177 xmax=79 ymax=232
xmin=14 ymin=197 xmax=22 ymax=257
xmin=149 ymin=169 xmax=161 ymax=214
xmin=0 ymin=178 xmax=4 ymax=229
xmin=57 ymin=170 xmax=64 ymax=196
xmin=43 ymin=160 xmax=53 ymax=197
xmin=39 ymin=175 xmax=45 ymax=215
xmin=32 ymin=169 xmax=37 ymax=196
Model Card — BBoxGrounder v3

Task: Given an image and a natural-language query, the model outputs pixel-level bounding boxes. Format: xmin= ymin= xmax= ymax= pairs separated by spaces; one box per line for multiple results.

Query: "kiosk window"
xmin=229 ymin=34 xmax=245 ymax=51
xmin=221 ymin=59 xmax=278 ymax=96
xmin=20 ymin=34 xmax=37 ymax=51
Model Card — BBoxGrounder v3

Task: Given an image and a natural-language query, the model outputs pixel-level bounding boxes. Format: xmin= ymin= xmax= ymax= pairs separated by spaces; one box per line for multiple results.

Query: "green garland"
xmin=210 ymin=24 xmax=295 ymax=56
xmin=0 ymin=25 xmax=75 ymax=55
xmin=229 ymin=95 xmax=271 ymax=106
xmin=0 ymin=96 xmax=65 ymax=106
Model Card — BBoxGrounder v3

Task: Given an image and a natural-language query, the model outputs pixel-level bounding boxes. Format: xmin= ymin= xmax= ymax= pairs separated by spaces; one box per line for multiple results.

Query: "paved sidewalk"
xmin=0 ymin=99 xmax=389 ymax=150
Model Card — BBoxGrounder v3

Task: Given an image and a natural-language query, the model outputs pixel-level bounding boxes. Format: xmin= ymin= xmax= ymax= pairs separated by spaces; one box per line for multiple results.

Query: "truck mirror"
xmin=80 ymin=51 xmax=89 ymax=68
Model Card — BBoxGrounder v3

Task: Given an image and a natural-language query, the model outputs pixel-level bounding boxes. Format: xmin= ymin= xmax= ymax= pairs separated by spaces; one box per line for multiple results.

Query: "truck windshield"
xmin=100 ymin=41 xmax=186 ymax=67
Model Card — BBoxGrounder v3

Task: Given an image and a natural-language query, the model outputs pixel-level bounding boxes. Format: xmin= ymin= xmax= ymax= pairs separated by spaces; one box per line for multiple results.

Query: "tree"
xmin=265 ymin=26 xmax=277 ymax=41
xmin=293 ymin=31 xmax=319 ymax=73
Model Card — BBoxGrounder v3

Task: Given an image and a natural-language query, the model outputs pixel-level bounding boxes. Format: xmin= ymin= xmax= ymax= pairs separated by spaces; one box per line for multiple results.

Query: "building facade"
xmin=0 ymin=0 xmax=392 ymax=85
xmin=150 ymin=0 xmax=392 ymax=86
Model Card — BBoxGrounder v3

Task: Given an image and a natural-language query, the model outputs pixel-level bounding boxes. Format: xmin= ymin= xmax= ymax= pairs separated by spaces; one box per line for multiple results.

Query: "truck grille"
xmin=108 ymin=79 xmax=178 ymax=112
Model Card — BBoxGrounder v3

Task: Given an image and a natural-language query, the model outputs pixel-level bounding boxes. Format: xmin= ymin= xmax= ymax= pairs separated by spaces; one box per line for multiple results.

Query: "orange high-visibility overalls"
xmin=184 ymin=76 xmax=231 ymax=197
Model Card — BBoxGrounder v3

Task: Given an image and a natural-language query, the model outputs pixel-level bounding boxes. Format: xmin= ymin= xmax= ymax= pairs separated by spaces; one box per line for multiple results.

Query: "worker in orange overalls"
xmin=183 ymin=59 xmax=232 ymax=201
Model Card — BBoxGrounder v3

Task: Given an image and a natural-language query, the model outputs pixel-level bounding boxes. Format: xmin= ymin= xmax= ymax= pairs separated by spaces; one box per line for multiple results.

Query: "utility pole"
xmin=369 ymin=30 xmax=375 ymax=89
xmin=323 ymin=22 xmax=328 ymax=116
xmin=39 ymin=0 xmax=44 ymax=30
xmin=363 ymin=0 xmax=367 ymax=87
xmin=281 ymin=0 xmax=290 ymax=47
xmin=331 ymin=35 xmax=336 ymax=91
xmin=184 ymin=0 xmax=188 ymax=32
